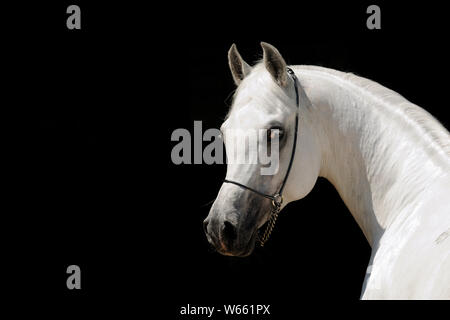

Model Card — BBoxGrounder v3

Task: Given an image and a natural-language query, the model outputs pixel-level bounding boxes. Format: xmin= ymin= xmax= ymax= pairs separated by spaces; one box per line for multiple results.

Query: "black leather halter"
xmin=223 ymin=67 xmax=300 ymax=223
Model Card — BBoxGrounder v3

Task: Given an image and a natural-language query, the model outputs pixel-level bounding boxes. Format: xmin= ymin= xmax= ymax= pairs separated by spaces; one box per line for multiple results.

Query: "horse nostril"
xmin=203 ymin=219 xmax=209 ymax=235
xmin=223 ymin=221 xmax=237 ymax=241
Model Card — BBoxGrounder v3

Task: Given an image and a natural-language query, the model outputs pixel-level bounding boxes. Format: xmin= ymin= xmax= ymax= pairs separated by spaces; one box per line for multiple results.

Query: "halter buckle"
xmin=271 ymin=194 xmax=283 ymax=209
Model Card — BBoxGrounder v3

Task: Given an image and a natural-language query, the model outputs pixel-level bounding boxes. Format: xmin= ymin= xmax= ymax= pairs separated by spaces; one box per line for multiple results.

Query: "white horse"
xmin=203 ymin=42 xmax=450 ymax=299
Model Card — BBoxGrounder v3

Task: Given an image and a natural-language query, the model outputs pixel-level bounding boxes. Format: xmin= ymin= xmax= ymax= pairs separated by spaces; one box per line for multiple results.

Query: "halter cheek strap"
xmin=223 ymin=67 xmax=300 ymax=246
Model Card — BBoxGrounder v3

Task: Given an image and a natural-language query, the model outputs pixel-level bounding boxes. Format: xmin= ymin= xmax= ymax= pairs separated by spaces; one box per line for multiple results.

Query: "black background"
xmin=6 ymin=0 xmax=449 ymax=317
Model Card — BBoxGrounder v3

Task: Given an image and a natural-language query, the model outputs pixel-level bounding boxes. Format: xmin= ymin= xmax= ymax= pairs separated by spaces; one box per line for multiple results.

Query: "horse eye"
xmin=268 ymin=126 xmax=284 ymax=141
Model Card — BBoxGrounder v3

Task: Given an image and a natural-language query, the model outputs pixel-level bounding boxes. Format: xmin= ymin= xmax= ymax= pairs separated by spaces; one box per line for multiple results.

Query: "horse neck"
xmin=298 ymin=67 xmax=449 ymax=246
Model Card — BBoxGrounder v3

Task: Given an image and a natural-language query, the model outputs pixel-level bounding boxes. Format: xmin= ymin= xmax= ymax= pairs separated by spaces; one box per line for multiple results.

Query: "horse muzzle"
xmin=203 ymin=214 xmax=258 ymax=257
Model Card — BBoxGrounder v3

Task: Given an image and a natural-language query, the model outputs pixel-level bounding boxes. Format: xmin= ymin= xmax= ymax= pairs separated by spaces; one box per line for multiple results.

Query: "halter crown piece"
xmin=223 ymin=67 xmax=300 ymax=246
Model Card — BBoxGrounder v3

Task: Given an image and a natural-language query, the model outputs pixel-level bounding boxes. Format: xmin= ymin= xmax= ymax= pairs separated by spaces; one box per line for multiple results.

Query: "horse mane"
xmin=226 ymin=63 xmax=450 ymax=164
xmin=297 ymin=65 xmax=450 ymax=161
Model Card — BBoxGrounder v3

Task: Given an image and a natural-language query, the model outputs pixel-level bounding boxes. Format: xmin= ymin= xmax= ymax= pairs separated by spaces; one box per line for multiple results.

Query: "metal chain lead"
xmin=258 ymin=196 xmax=282 ymax=247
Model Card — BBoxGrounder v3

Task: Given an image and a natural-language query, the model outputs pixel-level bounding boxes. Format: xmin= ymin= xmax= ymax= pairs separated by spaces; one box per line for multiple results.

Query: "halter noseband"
xmin=223 ymin=67 xmax=300 ymax=246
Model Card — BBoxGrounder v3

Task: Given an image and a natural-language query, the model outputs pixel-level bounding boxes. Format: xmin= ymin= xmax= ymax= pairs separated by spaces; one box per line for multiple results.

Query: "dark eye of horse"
xmin=268 ymin=126 xmax=284 ymax=141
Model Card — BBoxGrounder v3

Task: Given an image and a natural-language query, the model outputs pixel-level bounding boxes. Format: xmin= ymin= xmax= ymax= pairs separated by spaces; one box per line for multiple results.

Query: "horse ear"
xmin=261 ymin=42 xmax=288 ymax=87
xmin=228 ymin=43 xmax=251 ymax=86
